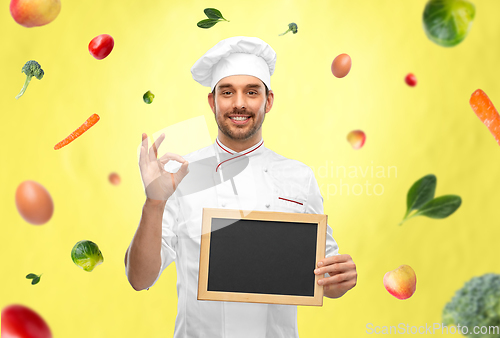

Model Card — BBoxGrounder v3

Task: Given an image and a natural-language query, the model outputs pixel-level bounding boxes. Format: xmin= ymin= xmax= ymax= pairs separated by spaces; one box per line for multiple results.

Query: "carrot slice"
xmin=54 ymin=113 xmax=100 ymax=150
xmin=470 ymin=89 xmax=500 ymax=146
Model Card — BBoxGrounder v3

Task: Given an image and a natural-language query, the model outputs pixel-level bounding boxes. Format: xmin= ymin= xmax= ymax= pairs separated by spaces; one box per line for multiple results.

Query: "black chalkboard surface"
xmin=198 ymin=208 xmax=327 ymax=306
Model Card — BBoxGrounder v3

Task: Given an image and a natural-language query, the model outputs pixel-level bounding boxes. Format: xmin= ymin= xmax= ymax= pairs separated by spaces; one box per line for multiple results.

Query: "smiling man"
xmin=209 ymin=75 xmax=271 ymax=152
xmin=125 ymin=36 xmax=357 ymax=338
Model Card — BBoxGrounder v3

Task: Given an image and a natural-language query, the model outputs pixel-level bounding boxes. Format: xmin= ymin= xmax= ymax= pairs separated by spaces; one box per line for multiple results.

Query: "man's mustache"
xmin=226 ymin=108 xmax=252 ymax=116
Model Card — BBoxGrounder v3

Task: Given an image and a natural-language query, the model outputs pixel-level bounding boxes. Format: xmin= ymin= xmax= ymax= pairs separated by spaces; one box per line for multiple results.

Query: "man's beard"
xmin=214 ymin=103 xmax=266 ymax=141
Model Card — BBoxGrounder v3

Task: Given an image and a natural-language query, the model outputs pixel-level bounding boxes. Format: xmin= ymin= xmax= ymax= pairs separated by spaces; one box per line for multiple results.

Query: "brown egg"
xmin=109 ymin=172 xmax=121 ymax=185
xmin=15 ymin=180 xmax=54 ymax=225
xmin=331 ymin=53 xmax=352 ymax=78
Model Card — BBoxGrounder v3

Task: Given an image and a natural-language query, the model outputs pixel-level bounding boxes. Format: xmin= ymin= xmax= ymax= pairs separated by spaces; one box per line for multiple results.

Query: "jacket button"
xmin=222 ymin=202 xmax=226 ymax=207
xmin=263 ymin=168 xmax=268 ymax=172
xmin=265 ymin=203 xmax=270 ymax=208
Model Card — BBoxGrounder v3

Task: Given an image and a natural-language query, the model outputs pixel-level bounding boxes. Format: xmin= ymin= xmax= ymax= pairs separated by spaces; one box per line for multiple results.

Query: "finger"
xmin=176 ymin=160 xmax=190 ymax=180
xmin=317 ymin=254 xmax=351 ymax=267
xmin=156 ymin=158 xmax=165 ymax=172
xmin=149 ymin=133 xmax=164 ymax=161
xmin=152 ymin=133 xmax=164 ymax=158
xmin=149 ymin=133 xmax=165 ymax=162
xmin=140 ymin=133 xmax=148 ymax=167
xmin=323 ymin=278 xmax=356 ymax=293
xmin=318 ymin=271 xmax=355 ymax=286
xmin=314 ymin=261 xmax=353 ymax=276
xmin=158 ymin=152 xmax=188 ymax=164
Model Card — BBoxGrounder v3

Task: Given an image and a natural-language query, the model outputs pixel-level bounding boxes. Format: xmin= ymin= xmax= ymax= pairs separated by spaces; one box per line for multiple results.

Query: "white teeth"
xmin=230 ymin=116 xmax=249 ymax=121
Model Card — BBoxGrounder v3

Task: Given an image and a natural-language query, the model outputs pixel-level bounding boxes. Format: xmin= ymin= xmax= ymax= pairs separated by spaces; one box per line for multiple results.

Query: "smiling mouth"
xmin=229 ymin=116 xmax=250 ymax=121
xmin=228 ymin=116 xmax=251 ymax=125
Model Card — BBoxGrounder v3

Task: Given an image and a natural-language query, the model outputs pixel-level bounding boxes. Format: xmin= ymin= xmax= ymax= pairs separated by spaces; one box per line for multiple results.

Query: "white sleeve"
xmin=148 ymin=193 xmax=180 ymax=289
xmin=305 ymin=168 xmax=339 ymax=259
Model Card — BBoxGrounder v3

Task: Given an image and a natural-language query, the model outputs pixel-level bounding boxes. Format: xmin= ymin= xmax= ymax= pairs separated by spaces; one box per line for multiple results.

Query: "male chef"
xmin=125 ymin=36 xmax=357 ymax=337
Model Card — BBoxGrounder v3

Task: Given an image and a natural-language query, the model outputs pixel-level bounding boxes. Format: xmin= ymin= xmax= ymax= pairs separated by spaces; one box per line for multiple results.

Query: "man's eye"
xmin=222 ymin=91 xmax=232 ymax=95
xmin=248 ymin=91 xmax=257 ymax=95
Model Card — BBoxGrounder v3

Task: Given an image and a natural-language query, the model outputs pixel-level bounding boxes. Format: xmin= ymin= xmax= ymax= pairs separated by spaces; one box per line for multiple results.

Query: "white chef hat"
xmin=191 ymin=36 xmax=277 ymax=91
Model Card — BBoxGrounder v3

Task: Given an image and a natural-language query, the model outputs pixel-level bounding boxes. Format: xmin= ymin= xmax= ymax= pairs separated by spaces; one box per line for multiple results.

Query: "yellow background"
xmin=1 ymin=0 xmax=499 ymax=336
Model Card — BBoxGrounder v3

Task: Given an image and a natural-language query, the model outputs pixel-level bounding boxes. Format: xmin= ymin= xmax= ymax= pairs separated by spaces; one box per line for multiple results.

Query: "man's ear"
xmin=265 ymin=90 xmax=274 ymax=114
xmin=208 ymin=92 xmax=215 ymax=114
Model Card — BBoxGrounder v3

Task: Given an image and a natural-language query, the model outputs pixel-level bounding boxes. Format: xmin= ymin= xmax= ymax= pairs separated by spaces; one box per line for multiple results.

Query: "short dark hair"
xmin=212 ymin=83 xmax=269 ymax=98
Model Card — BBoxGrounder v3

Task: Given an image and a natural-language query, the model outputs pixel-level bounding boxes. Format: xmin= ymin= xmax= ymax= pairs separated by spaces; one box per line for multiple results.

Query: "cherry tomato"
xmin=88 ymin=34 xmax=114 ymax=60
xmin=1 ymin=304 xmax=52 ymax=338
xmin=405 ymin=73 xmax=417 ymax=87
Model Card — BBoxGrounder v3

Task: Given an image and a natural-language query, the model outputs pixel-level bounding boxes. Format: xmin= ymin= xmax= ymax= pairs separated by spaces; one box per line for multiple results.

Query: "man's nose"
xmin=232 ymin=92 xmax=247 ymax=110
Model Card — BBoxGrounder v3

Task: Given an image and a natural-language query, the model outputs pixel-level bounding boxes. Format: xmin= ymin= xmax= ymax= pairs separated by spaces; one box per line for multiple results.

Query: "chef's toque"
xmin=191 ymin=36 xmax=277 ymax=91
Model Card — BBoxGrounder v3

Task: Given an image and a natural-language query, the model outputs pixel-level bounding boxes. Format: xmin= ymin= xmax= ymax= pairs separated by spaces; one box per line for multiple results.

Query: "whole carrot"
xmin=470 ymin=89 xmax=500 ymax=146
xmin=54 ymin=113 xmax=100 ymax=150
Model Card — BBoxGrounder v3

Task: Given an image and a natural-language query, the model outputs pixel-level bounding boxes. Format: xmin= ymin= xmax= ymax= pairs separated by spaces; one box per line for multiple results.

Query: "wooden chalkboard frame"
xmin=198 ymin=208 xmax=327 ymax=306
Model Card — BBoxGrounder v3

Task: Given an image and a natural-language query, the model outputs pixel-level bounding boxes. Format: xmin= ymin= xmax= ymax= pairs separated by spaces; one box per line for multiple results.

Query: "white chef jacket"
xmin=131 ymin=137 xmax=339 ymax=338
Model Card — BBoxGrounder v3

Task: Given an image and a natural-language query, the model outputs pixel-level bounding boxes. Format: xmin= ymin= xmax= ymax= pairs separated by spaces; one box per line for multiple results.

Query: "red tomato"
xmin=1 ymin=304 xmax=52 ymax=338
xmin=405 ymin=73 xmax=417 ymax=87
xmin=88 ymin=34 xmax=114 ymax=60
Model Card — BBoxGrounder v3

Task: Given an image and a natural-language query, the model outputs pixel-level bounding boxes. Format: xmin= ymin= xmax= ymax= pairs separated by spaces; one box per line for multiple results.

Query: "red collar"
xmin=215 ymin=139 xmax=264 ymax=172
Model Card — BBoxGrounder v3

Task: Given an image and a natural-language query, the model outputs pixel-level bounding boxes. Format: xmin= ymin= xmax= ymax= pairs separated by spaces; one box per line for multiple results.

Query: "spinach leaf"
xmin=197 ymin=8 xmax=229 ymax=29
xmin=399 ymin=174 xmax=461 ymax=225
xmin=197 ymin=19 xmax=219 ymax=29
xmin=415 ymin=195 xmax=462 ymax=219
xmin=26 ymin=273 xmax=42 ymax=285
xmin=204 ymin=8 xmax=224 ymax=20
xmin=405 ymin=174 xmax=436 ymax=217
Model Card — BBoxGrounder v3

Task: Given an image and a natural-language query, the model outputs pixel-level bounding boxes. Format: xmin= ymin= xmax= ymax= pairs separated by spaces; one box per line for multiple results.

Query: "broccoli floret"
xmin=279 ymin=23 xmax=298 ymax=36
xmin=15 ymin=60 xmax=44 ymax=100
xmin=443 ymin=274 xmax=500 ymax=337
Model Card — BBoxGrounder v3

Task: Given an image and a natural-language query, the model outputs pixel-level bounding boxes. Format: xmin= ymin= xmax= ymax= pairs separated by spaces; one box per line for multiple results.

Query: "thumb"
xmin=176 ymin=161 xmax=190 ymax=180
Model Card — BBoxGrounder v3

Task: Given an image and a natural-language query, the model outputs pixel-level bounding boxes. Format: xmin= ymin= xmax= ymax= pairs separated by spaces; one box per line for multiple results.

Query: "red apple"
xmin=347 ymin=130 xmax=366 ymax=149
xmin=383 ymin=264 xmax=416 ymax=300
xmin=10 ymin=0 xmax=61 ymax=28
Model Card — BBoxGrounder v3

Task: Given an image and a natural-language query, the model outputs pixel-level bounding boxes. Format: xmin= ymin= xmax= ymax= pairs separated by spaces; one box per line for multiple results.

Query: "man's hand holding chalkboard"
xmin=314 ymin=254 xmax=357 ymax=299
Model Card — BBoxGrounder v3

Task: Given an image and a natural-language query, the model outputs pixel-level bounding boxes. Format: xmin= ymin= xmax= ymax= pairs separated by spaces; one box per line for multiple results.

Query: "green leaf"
xmin=26 ymin=273 xmax=37 ymax=279
xmin=405 ymin=174 xmax=437 ymax=216
xmin=204 ymin=8 xmax=224 ymax=20
xmin=415 ymin=195 xmax=462 ymax=219
xmin=197 ymin=19 xmax=219 ymax=29
xmin=31 ymin=276 xmax=41 ymax=285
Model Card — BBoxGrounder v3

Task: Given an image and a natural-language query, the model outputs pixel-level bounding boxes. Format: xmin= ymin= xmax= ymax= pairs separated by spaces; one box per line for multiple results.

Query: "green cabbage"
xmin=71 ymin=240 xmax=103 ymax=272
xmin=423 ymin=0 xmax=475 ymax=47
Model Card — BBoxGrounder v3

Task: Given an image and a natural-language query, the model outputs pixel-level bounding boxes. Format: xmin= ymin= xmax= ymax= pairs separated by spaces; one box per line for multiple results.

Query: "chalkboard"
xmin=198 ymin=208 xmax=327 ymax=306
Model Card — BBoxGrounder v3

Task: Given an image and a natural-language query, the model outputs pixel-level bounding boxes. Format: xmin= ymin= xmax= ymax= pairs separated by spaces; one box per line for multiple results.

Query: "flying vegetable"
xmin=443 ymin=274 xmax=500 ymax=337
xmin=423 ymin=0 xmax=475 ymax=47
xmin=15 ymin=60 xmax=44 ymax=99
xmin=71 ymin=240 xmax=104 ymax=272
xmin=279 ymin=23 xmax=298 ymax=36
